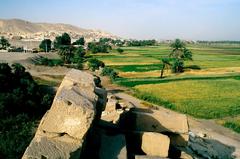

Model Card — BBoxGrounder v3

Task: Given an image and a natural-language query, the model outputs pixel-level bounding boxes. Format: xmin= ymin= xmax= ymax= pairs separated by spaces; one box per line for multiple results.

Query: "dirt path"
xmin=100 ymin=75 xmax=240 ymax=158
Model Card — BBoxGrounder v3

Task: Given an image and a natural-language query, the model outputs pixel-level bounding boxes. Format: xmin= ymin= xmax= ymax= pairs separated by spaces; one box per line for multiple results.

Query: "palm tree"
xmin=160 ymin=39 xmax=193 ymax=77
xmin=170 ymin=39 xmax=192 ymax=73
xmin=160 ymin=58 xmax=171 ymax=78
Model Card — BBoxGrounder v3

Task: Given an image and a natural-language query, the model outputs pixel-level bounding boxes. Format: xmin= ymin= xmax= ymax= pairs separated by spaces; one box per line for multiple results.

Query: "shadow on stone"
xmin=188 ymin=134 xmax=236 ymax=159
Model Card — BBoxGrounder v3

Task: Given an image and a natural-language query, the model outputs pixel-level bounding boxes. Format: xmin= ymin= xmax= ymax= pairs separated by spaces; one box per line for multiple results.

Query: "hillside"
xmin=0 ymin=18 xmax=118 ymax=41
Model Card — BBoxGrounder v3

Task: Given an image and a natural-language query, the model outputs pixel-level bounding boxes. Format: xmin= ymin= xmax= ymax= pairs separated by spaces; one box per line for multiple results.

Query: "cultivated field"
xmin=93 ymin=44 xmax=240 ymax=133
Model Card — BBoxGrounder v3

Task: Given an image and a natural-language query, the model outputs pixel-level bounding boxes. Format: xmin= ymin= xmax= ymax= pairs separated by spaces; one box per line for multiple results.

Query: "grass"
xmin=217 ymin=116 xmax=240 ymax=133
xmin=223 ymin=120 xmax=240 ymax=133
xmin=94 ymin=44 xmax=240 ymax=71
xmin=115 ymin=74 xmax=240 ymax=87
xmin=33 ymin=57 xmax=64 ymax=67
xmin=33 ymin=76 xmax=62 ymax=87
xmin=112 ymin=63 xmax=162 ymax=72
xmin=134 ymin=79 xmax=240 ymax=119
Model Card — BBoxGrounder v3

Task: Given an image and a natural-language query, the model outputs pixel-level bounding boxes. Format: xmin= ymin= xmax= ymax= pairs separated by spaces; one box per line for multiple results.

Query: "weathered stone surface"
xmin=101 ymin=93 xmax=125 ymax=124
xmin=141 ymin=132 xmax=170 ymax=157
xmin=104 ymin=94 xmax=118 ymax=112
xmin=22 ymin=136 xmax=82 ymax=159
xmin=121 ymin=109 xmax=189 ymax=147
xmin=180 ymin=151 xmax=193 ymax=159
xmin=118 ymin=101 xmax=135 ymax=110
xmin=23 ymin=69 xmax=106 ymax=159
xmin=133 ymin=110 xmax=188 ymax=134
xmin=101 ymin=110 xmax=122 ymax=124
xmin=61 ymin=69 xmax=96 ymax=89
xmin=40 ymin=87 xmax=97 ymax=139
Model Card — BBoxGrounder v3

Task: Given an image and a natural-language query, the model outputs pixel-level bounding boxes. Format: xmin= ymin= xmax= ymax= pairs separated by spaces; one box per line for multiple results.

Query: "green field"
xmin=92 ymin=44 xmax=240 ymax=133
xmin=134 ymin=79 xmax=240 ymax=119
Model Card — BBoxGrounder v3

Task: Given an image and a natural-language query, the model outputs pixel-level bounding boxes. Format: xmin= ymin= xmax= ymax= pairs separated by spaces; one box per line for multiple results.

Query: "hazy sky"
xmin=0 ymin=0 xmax=240 ymax=40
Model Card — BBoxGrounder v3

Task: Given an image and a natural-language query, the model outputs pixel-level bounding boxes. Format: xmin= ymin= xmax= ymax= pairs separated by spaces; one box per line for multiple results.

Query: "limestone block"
xmin=141 ymin=132 xmax=170 ymax=157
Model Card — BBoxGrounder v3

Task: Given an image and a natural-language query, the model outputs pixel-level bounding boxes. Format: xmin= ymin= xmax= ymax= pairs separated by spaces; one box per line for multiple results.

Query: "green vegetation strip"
xmin=115 ymin=74 xmax=240 ymax=87
xmin=112 ymin=63 xmax=162 ymax=72
xmin=223 ymin=120 xmax=240 ymax=133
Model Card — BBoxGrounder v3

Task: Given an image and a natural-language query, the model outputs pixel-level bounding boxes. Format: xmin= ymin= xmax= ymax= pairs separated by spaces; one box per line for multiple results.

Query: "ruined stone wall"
xmin=23 ymin=69 xmax=192 ymax=159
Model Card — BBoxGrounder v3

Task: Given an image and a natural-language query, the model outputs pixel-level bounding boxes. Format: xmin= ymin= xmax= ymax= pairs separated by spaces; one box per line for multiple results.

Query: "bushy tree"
xmin=72 ymin=37 xmax=85 ymax=45
xmin=53 ymin=33 xmax=71 ymax=49
xmin=58 ymin=46 xmax=74 ymax=64
xmin=127 ymin=39 xmax=156 ymax=46
xmin=116 ymin=48 xmax=124 ymax=53
xmin=112 ymin=39 xmax=124 ymax=47
xmin=88 ymin=58 xmax=105 ymax=71
xmin=53 ymin=33 xmax=74 ymax=64
xmin=71 ymin=46 xmax=85 ymax=69
xmin=74 ymin=46 xmax=85 ymax=58
xmin=0 ymin=36 xmax=10 ymax=49
xmin=101 ymin=67 xmax=118 ymax=80
xmin=99 ymin=38 xmax=112 ymax=44
xmin=88 ymin=42 xmax=111 ymax=53
xmin=39 ymin=39 xmax=52 ymax=52
xmin=0 ymin=63 xmax=54 ymax=158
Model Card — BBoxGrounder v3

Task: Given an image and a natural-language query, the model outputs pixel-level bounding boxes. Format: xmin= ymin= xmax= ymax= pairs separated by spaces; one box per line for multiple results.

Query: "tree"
xmin=116 ymin=48 xmax=124 ymax=53
xmin=127 ymin=39 xmax=156 ymax=46
xmin=53 ymin=33 xmax=74 ymax=63
xmin=160 ymin=58 xmax=171 ymax=78
xmin=0 ymin=36 xmax=10 ymax=49
xmin=101 ymin=67 xmax=118 ymax=80
xmin=58 ymin=46 xmax=74 ymax=64
xmin=39 ymin=39 xmax=52 ymax=52
xmin=72 ymin=37 xmax=85 ymax=45
xmin=12 ymin=63 xmax=26 ymax=77
xmin=87 ymin=42 xmax=110 ymax=53
xmin=0 ymin=63 xmax=54 ymax=158
xmin=74 ymin=46 xmax=85 ymax=58
xmin=88 ymin=58 xmax=105 ymax=71
xmin=160 ymin=39 xmax=192 ymax=77
xmin=53 ymin=33 xmax=71 ymax=49
xmin=99 ymin=38 xmax=112 ymax=44
xmin=169 ymin=39 xmax=192 ymax=73
xmin=72 ymin=46 xmax=85 ymax=69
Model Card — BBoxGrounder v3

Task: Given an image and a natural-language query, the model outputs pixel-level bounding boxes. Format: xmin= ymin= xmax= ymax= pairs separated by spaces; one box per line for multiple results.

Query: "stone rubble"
xmin=22 ymin=69 xmax=195 ymax=159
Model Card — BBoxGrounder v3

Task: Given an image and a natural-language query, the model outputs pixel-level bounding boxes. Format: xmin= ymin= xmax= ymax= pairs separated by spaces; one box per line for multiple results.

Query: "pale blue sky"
xmin=0 ymin=0 xmax=239 ymax=40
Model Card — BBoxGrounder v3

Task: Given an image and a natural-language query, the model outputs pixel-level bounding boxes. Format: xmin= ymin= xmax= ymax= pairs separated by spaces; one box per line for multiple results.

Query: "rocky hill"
xmin=0 ymin=18 xmax=118 ymax=41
